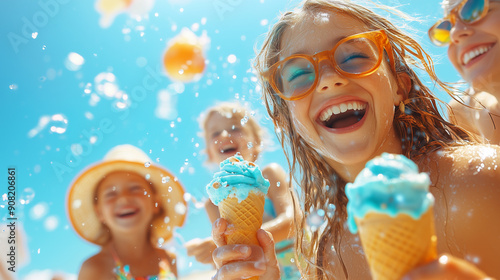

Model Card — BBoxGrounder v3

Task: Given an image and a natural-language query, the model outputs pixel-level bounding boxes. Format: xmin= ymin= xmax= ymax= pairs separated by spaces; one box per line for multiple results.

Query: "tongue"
xmin=333 ymin=115 xmax=362 ymax=128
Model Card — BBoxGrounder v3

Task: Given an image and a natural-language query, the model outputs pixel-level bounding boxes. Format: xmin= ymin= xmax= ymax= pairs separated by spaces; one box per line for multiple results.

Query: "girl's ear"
xmin=394 ymin=72 xmax=412 ymax=106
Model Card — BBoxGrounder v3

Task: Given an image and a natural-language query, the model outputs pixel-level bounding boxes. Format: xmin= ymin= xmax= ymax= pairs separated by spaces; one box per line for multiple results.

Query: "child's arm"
xmin=205 ymin=199 xmax=220 ymax=223
xmin=261 ymin=163 xmax=295 ymax=243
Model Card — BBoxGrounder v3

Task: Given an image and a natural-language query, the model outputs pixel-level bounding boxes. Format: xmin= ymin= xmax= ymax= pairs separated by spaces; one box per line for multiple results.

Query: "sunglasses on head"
xmin=263 ymin=30 xmax=395 ymax=101
xmin=428 ymin=0 xmax=490 ymax=46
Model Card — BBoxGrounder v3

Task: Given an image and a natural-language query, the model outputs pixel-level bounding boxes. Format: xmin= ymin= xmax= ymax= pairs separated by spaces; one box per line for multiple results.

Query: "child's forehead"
xmin=280 ymin=11 xmax=366 ymax=57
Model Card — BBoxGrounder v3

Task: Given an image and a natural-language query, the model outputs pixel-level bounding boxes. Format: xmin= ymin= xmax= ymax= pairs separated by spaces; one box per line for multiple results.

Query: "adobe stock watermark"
xmin=7 ymin=0 xmax=70 ymax=54
xmin=213 ymin=0 xmax=243 ymax=20
xmin=51 ymin=61 xmax=166 ymax=182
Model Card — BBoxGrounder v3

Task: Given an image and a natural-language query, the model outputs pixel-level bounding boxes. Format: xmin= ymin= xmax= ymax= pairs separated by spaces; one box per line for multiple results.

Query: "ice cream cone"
xmin=356 ymin=207 xmax=437 ymax=280
xmin=219 ymin=193 xmax=265 ymax=245
xmin=219 ymin=193 xmax=265 ymax=280
xmin=207 ymin=154 xmax=271 ymax=280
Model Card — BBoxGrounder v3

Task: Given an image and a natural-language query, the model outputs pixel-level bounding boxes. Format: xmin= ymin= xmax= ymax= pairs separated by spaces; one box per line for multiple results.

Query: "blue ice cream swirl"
xmin=206 ymin=153 xmax=270 ymax=206
xmin=346 ymin=153 xmax=434 ymax=233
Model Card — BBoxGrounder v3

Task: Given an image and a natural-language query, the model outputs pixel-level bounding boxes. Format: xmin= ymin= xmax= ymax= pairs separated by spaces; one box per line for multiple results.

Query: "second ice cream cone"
xmin=357 ymin=207 xmax=437 ymax=280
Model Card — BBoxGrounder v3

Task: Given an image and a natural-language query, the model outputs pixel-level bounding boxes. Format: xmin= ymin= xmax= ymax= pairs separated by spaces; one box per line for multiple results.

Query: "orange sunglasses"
xmin=262 ymin=30 xmax=395 ymax=101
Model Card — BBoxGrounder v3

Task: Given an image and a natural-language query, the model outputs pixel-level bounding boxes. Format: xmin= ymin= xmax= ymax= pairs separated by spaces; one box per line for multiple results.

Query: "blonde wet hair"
xmin=199 ymin=101 xmax=267 ymax=164
xmin=253 ymin=0 xmax=478 ymax=278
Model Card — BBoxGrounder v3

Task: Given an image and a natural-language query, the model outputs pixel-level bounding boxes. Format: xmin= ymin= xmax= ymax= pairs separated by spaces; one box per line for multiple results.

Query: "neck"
xmin=109 ymin=229 xmax=154 ymax=260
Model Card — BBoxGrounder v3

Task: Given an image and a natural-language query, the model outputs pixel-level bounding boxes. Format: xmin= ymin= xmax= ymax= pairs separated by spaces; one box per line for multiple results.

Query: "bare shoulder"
xmin=78 ymin=250 xmax=114 ymax=280
xmin=422 ymin=144 xmax=500 ymax=278
xmin=262 ymin=162 xmax=287 ymax=178
xmin=424 ymin=144 xmax=500 ymax=187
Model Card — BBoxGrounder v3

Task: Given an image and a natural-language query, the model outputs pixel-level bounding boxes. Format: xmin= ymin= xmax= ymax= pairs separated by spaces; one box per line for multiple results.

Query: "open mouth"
xmin=116 ymin=209 xmax=138 ymax=218
xmin=219 ymin=145 xmax=238 ymax=155
xmin=462 ymin=43 xmax=494 ymax=66
xmin=319 ymin=101 xmax=367 ymax=129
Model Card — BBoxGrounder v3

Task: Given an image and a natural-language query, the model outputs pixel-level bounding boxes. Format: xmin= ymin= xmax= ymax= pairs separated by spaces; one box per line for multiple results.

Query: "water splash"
xmin=240 ymin=116 xmax=249 ymax=125
xmin=307 ymin=208 xmax=327 ymax=232
xmin=28 ymin=114 xmax=68 ymax=137
xmin=19 ymin=188 xmax=35 ymax=205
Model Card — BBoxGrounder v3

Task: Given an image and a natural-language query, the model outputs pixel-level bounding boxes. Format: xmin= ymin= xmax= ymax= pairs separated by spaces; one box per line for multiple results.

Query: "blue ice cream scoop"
xmin=346 ymin=153 xmax=434 ymax=233
xmin=206 ymin=153 xmax=270 ymax=206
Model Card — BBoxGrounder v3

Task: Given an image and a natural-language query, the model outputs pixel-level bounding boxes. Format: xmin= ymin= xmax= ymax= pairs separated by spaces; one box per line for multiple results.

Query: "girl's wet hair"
xmin=253 ymin=0 xmax=478 ymax=278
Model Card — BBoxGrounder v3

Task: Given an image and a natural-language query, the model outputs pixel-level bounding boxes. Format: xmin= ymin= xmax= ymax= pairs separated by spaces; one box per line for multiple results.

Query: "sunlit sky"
xmin=1 ymin=0 xmax=463 ymax=279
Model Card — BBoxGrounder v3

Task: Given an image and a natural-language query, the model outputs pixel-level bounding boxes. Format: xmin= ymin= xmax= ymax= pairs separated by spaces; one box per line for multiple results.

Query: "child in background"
xmin=429 ymin=0 xmax=500 ymax=144
xmin=210 ymin=0 xmax=500 ymax=279
xmin=67 ymin=144 xmax=187 ymax=280
xmin=185 ymin=102 xmax=300 ymax=279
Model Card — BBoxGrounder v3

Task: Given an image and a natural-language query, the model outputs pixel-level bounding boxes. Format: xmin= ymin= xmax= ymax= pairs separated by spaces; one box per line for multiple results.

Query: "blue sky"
xmin=1 ymin=0 xmax=463 ymax=278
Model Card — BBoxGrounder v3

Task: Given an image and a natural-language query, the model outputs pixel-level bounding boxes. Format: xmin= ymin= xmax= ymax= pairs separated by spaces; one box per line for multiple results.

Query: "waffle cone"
xmin=219 ymin=192 xmax=265 ymax=280
xmin=356 ymin=207 xmax=437 ymax=280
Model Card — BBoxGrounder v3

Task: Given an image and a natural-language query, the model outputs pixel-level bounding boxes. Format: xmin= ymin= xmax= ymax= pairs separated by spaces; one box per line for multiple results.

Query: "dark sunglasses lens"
xmin=431 ymin=20 xmax=452 ymax=45
xmin=460 ymin=0 xmax=486 ymax=23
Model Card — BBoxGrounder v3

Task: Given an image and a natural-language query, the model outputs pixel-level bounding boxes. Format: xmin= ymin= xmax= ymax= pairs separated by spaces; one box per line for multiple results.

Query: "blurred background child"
xmin=67 ymin=144 xmax=187 ymax=280
xmin=185 ymin=102 xmax=300 ymax=279
xmin=429 ymin=0 xmax=500 ymax=144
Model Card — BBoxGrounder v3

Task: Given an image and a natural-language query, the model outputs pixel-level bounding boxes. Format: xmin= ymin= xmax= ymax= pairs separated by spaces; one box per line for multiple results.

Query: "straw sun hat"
xmin=67 ymin=144 xmax=187 ymax=246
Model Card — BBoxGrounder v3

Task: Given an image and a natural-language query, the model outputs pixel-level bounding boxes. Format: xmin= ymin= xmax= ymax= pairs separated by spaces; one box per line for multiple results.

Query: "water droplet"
xmin=241 ymin=116 xmax=249 ymax=125
xmin=162 ymin=177 xmax=170 ymax=183
xmin=277 ymin=181 xmax=281 ymax=187
xmin=65 ymin=52 xmax=85 ymax=71
xmin=20 ymin=188 xmax=35 ymax=205
xmin=71 ymin=143 xmax=83 ymax=156
xmin=247 ymin=142 xmax=253 ymax=148
xmin=32 ymin=32 xmax=38 ymax=39
xmin=44 ymin=216 xmax=58 ymax=231
xmin=306 ymin=208 xmax=326 ymax=232
xmin=175 ymin=202 xmax=187 ymax=214
xmin=9 ymin=84 xmax=18 ymax=90
xmin=30 ymin=202 xmax=48 ymax=220
xmin=145 ymin=174 xmax=151 ymax=180
xmin=227 ymin=54 xmax=237 ymax=64
xmin=184 ymin=159 xmax=189 ymax=165
xmin=168 ymin=186 xmax=173 ymax=192
xmin=326 ymin=204 xmax=336 ymax=218
xmin=145 ymin=161 xmax=151 ymax=168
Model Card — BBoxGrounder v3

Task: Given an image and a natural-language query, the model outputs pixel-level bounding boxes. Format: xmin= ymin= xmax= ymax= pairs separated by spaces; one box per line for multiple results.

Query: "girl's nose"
xmin=316 ymin=60 xmax=349 ymax=92
xmin=450 ymin=19 xmax=474 ymax=45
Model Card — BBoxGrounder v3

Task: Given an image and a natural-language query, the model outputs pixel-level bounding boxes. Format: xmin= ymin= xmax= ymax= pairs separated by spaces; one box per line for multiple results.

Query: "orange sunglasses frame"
xmin=263 ymin=30 xmax=395 ymax=101
xmin=428 ymin=0 xmax=490 ymax=46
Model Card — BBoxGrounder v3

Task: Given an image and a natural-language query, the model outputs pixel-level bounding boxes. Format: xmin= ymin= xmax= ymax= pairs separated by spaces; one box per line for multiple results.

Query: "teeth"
xmin=320 ymin=101 xmax=367 ymax=122
xmin=463 ymin=45 xmax=492 ymax=65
